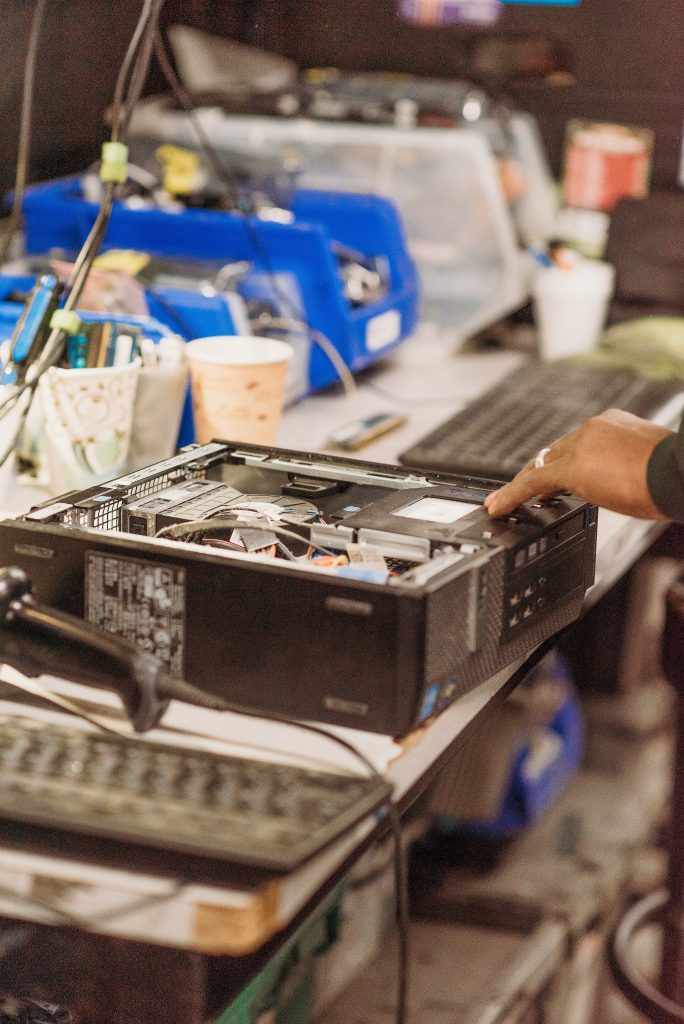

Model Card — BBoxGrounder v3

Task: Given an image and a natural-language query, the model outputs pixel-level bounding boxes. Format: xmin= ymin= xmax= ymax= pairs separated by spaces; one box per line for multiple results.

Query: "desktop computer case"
xmin=0 ymin=443 xmax=597 ymax=736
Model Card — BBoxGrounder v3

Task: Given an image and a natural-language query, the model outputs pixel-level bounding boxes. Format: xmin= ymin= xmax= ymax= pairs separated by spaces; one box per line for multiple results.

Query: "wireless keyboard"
xmin=0 ymin=713 xmax=392 ymax=873
xmin=399 ymin=362 xmax=683 ymax=481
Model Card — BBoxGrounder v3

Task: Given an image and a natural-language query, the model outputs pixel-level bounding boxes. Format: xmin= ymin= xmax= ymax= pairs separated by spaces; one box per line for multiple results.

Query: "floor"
xmin=313 ymin=681 xmax=673 ymax=1024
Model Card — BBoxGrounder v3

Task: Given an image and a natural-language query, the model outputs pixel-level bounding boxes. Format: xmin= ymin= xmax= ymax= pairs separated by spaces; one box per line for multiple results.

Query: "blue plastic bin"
xmin=20 ymin=176 xmax=420 ymax=392
xmin=435 ymin=652 xmax=584 ymax=839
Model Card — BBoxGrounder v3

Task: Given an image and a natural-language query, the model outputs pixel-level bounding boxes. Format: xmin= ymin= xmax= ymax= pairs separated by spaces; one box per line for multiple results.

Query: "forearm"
xmin=647 ymin=415 xmax=684 ymax=522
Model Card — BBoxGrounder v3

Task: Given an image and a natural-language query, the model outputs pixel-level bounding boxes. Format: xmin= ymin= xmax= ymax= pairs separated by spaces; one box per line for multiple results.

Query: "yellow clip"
xmin=156 ymin=144 xmax=201 ymax=197
xmin=50 ymin=309 xmax=82 ymax=336
xmin=100 ymin=141 xmax=129 ymax=184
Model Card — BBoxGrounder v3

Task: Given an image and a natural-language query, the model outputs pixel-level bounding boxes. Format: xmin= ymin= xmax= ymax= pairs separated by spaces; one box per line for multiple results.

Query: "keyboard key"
xmin=0 ymin=714 xmax=392 ymax=873
xmin=399 ymin=362 xmax=683 ymax=481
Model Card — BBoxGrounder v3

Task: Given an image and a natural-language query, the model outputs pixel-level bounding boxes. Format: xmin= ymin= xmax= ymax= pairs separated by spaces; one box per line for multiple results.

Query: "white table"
xmin=0 ymin=328 xmax=677 ymax=1020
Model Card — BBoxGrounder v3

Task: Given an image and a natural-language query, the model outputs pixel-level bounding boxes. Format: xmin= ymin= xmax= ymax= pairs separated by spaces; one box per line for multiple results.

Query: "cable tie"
xmin=100 ymin=141 xmax=129 ymax=183
xmin=49 ymin=309 xmax=81 ymax=336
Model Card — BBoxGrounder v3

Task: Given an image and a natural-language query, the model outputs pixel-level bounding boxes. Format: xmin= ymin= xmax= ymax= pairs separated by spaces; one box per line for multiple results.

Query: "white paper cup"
xmin=186 ymin=336 xmax=293 ymax=445
xmin=38 ymin=360 xmax=140 ymax=494
xmin=532 ymin=260 xmax=616 ymax=360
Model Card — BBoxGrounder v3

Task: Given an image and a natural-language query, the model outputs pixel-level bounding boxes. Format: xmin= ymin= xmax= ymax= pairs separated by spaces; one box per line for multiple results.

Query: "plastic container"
xmin=0 ymin=273 xmax=195 ymax=454
xmin=532 ymin=260 xmax=616 ymax=359
xmin=126 ymin=104 xmax=527 ymax=336
xmin=429 ymin=651 xmax=584 ymax=838
xmin=20 ymin=177 xmax=420 ymax=392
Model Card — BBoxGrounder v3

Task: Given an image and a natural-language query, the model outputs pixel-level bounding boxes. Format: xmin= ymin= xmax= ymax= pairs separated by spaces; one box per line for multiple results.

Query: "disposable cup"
xmin=532 ymin=260 xmax=616 ymax=360
xmin=186 ymin=336 xmax=293 ymax=445
xmin=38 ymin=360 xmax=140 ymax=494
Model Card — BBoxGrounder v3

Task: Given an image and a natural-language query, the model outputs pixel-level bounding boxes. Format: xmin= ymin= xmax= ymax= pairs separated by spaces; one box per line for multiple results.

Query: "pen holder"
xmin=38 ymin=359 xmax=140 ymax=494
xmin=0 ymin=386 xmax=29 ymax=508
xmin=128 ymin=358 xmax=189 ymax=471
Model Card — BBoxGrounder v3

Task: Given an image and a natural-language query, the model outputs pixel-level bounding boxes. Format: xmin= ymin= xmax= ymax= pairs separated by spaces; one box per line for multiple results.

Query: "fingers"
xmin=485 ymin=446 xmax=565 ymax=517
xmin=485 ymin=410 xmax=674 ymax=521
xmin=485 ymin=467 xmax=559 ymax=517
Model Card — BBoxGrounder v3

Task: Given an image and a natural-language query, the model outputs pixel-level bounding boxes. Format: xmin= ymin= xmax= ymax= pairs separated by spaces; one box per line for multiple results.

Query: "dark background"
xmin=0 ymin=0 xmax=682 ymax=193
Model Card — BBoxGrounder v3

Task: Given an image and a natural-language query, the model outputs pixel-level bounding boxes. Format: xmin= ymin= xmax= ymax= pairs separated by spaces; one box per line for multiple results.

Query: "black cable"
xmin=152 ymin=31 xmax=359 ymax=394
xmin=119 ymin=2 xmax=165 ymax=140
xmin=110 ymin=0 xmax=161 ymax=145
xmin=0 ymin=0 xmax=49 ymax=267
xmin=609 ymin=889 xmax=684 ymax=1024
xmin=155 ymin=515 xmax=339 ymax=556
xmin=152 ymin=32 xmax=240 ymax=209
xmin=3 ymin=642 xmax=408 ymax=1019
xmin=151 ymin=685 xmax=410 ymax=1024
xmin=0 ymin=0 xmax=168 ymax=470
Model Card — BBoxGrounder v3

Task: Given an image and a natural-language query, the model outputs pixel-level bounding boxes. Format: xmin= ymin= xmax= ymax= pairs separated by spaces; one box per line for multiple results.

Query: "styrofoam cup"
xmin=186 ymin=336 xmax=293 ymax=445
xmin=532 ymin=260 xmax=616 ymax=360
xmin=38 ymin=360 xmax=140 ymax=494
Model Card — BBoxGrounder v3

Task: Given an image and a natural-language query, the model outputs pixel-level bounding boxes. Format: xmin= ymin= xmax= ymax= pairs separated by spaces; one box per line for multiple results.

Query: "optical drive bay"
xmin=0 ymin=442 xmax=597 ymax=736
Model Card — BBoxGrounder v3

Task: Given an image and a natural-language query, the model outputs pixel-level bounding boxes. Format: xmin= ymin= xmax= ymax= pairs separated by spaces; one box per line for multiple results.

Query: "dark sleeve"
xmin=647 ymin=414 xmax=684 ymax=522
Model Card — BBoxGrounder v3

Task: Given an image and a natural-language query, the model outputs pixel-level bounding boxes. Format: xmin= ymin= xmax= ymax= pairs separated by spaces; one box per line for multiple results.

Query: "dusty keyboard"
xmin=0 ymin=713 xmax=392 ymax=873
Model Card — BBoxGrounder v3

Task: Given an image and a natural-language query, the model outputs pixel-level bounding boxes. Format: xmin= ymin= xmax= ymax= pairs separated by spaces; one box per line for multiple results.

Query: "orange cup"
xmin=186 ymin=336 xmax=293 ymax=445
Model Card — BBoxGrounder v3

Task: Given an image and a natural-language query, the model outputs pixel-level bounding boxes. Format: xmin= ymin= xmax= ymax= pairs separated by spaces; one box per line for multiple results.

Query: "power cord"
xmin=251 ymin=313 xmax=358 ymax=397
xmin=0 ymin=574 xmax=409 ymax=1024
xmin=0 ymin=659 xmax=409 ymax=1024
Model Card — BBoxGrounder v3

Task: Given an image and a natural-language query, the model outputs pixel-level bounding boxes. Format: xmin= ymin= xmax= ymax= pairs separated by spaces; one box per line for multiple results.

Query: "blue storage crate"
xmin=435 ymin=652 xmax=584 ymax=839
xmin=20 ymin=176 xmax=420 ymax=393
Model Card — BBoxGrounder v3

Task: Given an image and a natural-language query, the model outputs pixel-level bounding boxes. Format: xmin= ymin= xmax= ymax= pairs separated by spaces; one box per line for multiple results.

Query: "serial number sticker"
xmin=85 ymin=551 xmax=186 ymax=675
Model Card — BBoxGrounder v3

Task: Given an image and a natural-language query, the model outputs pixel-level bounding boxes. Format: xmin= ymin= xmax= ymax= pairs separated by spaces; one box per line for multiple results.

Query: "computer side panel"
xmin=0 ymin=520 xmax=423 ymax=734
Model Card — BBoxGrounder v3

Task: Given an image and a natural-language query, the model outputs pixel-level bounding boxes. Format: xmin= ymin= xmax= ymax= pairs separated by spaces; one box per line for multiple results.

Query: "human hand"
xmin=484 ymin=409 xmax=672 ymax=520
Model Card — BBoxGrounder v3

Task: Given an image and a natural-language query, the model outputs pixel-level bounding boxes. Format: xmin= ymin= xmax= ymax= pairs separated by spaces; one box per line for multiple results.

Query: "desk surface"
xmin=0 ymin=329 xmax=672 ymax=955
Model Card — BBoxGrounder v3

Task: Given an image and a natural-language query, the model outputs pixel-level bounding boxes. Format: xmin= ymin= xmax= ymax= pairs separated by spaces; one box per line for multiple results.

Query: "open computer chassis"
xmin=0 ymin=442 xmax=597 ymax=736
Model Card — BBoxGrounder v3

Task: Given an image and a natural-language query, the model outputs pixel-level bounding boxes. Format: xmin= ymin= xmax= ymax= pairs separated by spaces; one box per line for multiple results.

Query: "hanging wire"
xmin=0 ymin=0 xmax=49 ymax=267
xmin=151 ymin=30 xmax=359 ymax=398
xmin=0 ymin=0 xmax=168 ymax=471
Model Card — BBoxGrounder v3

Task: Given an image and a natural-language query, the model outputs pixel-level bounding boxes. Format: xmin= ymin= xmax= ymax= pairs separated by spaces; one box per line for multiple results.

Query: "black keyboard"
xmin=0 ymin=713 xmax=392 ymax=873
xmin=399 ymin=362 xmax=683 ymax=481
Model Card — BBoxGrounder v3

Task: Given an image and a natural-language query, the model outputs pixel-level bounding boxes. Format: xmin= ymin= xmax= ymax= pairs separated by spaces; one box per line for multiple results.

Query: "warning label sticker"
xmin=85 ymin=551 xmax=186 ymax=675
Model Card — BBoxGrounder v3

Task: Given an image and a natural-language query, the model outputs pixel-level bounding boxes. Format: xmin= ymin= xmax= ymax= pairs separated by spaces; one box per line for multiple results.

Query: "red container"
xmin=563 ymin=121 xmax=653 ymax=213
